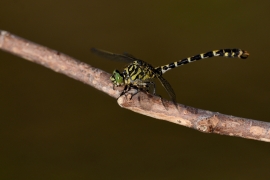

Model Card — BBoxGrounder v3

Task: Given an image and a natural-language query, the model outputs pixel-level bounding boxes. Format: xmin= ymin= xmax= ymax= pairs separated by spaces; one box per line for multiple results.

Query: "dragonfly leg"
xmin=117 ymin=85 xmax=140 ymax=100
xmin=119 ymin=85 xmax=130 ymax=96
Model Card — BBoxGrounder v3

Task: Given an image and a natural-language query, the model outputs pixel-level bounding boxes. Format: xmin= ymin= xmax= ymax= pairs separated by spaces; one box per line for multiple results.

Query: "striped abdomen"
xmin=156 ymin=49 xmax=249 ymax=74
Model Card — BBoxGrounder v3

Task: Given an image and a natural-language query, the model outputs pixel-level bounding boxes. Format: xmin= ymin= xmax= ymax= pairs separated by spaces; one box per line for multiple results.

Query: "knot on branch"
xmin=196 ymin=114 xmax=219 ymax=133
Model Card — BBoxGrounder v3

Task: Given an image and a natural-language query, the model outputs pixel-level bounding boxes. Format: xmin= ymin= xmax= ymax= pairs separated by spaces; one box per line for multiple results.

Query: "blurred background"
xmin=0 ymin=1 xmax=269 ymax=179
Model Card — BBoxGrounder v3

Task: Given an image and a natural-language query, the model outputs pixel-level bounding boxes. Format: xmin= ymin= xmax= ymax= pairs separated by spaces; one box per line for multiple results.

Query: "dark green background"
xmin=1 ymin=1 xmax=269 ymax=179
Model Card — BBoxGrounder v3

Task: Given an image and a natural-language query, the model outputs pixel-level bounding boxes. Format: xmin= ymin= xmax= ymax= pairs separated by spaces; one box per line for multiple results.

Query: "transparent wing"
xmin=123 ymin=52 xmax=137 ymax=58
xmin=91 ymin=48 xmax=136 ymax=63
xmin=157 ymin=76 xmax=176 ymax=104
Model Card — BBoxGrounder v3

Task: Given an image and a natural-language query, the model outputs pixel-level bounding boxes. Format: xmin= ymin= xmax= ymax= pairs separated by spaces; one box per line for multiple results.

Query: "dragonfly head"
xmin=110 ymin=70 xmax=124 ymax=86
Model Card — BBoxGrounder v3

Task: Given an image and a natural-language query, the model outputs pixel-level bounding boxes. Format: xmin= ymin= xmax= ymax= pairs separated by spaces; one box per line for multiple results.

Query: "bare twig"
xmin=1 ymin=30 xmax=269 ymax=142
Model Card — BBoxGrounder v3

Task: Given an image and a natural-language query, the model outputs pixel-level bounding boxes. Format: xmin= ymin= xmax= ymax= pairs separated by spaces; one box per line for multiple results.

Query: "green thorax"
xmin=112 ymin=60 xmax=161 ymax=87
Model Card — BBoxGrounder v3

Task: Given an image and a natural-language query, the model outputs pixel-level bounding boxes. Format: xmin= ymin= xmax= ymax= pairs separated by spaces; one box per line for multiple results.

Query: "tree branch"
xmin=1 ymin=30 xmax=269 ymax=142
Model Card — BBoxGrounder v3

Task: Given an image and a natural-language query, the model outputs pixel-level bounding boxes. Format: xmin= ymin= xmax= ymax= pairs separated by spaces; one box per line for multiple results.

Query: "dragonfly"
xmin=91 ymin=48 xmax=249 ymax=105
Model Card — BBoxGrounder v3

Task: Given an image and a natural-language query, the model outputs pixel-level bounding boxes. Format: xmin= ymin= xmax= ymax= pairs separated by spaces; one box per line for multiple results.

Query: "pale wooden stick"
xmin=1 ymin=30 xmax=269 ymax=142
